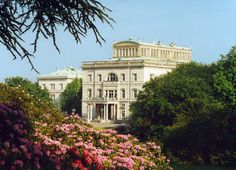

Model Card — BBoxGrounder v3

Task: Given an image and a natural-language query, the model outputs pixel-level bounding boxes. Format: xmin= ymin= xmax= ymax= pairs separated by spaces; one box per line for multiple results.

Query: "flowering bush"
xmin=35 ymin=113 xmax=172 ymax=170
xmin=0 ymin=83 xmax=63 ymax=124
xmin=0 ymin=103 xmax=50 ymax=169
xmin=63 ymin=147 xmax=103 ymax=170
xmin=0 ymin=84 xmax=172 ymax=170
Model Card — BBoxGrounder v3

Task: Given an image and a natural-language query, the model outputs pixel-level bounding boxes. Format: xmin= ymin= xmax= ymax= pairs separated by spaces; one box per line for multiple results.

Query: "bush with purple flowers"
xmin=0 ymin=103 xmax=49 ymax=169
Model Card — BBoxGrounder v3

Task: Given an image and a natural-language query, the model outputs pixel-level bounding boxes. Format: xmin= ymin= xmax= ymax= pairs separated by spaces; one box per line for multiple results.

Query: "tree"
xmin=5 ymin=76 xmax=52 ymax=102
xmin=129 ymin=62 xmax=216 ymax=141
xmin=60 ymin=78 xmax=82 ymax=115
xmin=129 ymin=59 xmax=236 ymax=165
xmin=0 ymin=0 xmax=113 ymax=71
xmin=213 ymin=46 xmax=236 ymax=108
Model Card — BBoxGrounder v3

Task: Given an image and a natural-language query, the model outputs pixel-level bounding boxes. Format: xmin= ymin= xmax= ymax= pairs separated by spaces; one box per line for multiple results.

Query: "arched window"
xmin=108 ymin=73 xmax=118 ymax=82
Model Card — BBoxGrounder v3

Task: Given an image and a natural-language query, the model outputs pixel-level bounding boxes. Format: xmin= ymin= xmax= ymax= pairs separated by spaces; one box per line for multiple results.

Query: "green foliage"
xmin=0 ymin=83 xmax=172 ymax=170
xmin=0 ymin=0 xmax=113 ymax=71
xmin=129 ymin=62 xmax=215 ymax=140
xmin=213 ymin=46 xmax=236 ymax=108
xmin=0 ymin=83 xmax=63 ymax=124
xmin=129 ymin=57 xmax=236 ymax=165
xmin=60 ymin=78 xmax=82 ymax=115
xmin=5 ymin=76 xmax=52 ymax=103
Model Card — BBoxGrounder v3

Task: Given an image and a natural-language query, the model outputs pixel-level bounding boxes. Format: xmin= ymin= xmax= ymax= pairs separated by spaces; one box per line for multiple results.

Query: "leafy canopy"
xmin=213 ymin=46 xmax=236 ymax=108
xmin=5 ymin=76 xmax=52 ymax=103
xmin=0 ymin=0 xmax=113 ymax=71
xmin=129 ymin=49 xmax=236 ymax=165
xmin=129 ymin=62 xmax=215 ymax=140
xmin=60 ymin=78 xmax=82 ymax=115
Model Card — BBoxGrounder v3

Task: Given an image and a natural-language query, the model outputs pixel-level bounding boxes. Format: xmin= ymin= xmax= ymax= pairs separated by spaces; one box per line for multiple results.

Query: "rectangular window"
xmin=121 ymin=89 xmax=125 ymax=98
xmin=42 ymin=84 xmax=46 ymax=89
xmin=133 ymin=89 xmax=138 ymax=98
xmin=121 ymin=74 xmax=125 ymax=81
xmin=107 ymin=90 xmax=117 ymax=98
xmin=133 ymin=73 xmax=137 ymax=81
xmin=88 ymin=74 xmax=92 ymax=82
xmin=98 ymin=89 xmax=102 ymax=98
xmin=150 ymin=74 xmax=154 ymax=79
xmin=105 ymin=90 xmax=108 ymax=97
xmin=50 ymin=84 xmax=55 ymax=90
xmin=98 ymin=74 xmax=102 ymax=82
xmin=108 ymin=90 xmax=113 ymax=98
xmin=122 ymin=110 xmax=125 ymax=119
xmin=60 ymin=84 xmax=63 ymax=90
xmin=88 ymin=89 xmax=92 ymax=98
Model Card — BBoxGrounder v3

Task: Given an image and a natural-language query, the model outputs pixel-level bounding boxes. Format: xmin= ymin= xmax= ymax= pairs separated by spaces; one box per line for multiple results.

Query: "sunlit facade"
xmin=38 ymin=67 xmax=82 ymax=103
xmin=82 ymin=40 xmax=192 ymax=122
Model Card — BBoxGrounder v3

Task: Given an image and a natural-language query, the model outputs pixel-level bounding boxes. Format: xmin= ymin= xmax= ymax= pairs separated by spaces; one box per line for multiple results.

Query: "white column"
xmin=103 ymin=104 xmax=105 ymax=120
xmin=117 ymin=104 xmax=120 ymax=120
xmin=113 ymin=105 xmax=115 ymax=120
xmin=115 ymin=105 xmax=117 ymax=120
xmin=105 ymin=104 xmax=108 ymax=121
xmin=87 ymin=105 xmax=90 ymax=121
xmin=90 ymin=105 xmax=93 ymax=120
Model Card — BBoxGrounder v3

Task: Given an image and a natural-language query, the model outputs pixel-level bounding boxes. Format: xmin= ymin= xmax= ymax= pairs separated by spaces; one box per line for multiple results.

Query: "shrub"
xmin=0 ymin=103 xmax=49 ymax=169
xmin=0 ymin=83 xmax=63 ymax=125
xmin=0 ymin=84 xmax=172 ymax=169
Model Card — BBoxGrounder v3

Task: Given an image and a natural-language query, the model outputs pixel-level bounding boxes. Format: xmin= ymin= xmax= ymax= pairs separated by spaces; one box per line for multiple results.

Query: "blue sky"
xmin=1 ymin=0 xmax=236 ymax=82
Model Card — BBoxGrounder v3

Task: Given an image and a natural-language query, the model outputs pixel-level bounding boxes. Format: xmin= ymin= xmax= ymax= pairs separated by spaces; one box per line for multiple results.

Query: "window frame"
xmin=88 ymin=74 xmax=92 ymax=82
xmin=50 ymin=84 xmax=55 ymax=90
xmin=133 ymin=73 xmax=137 ymax=81
xmin=108 ymin=73 xmax=118 ymax=82
xmin=121 ymin=89 xmax=125 ymax=99
xmin=121 ymin=74 xmax=125 ymax=81
xmin=88 ymin=89 xmax=92 ymax=98
xmin=133 ymin=89 xmax=138 ymax=98
xmin=97 ymin=74 xmax=102 ymax=82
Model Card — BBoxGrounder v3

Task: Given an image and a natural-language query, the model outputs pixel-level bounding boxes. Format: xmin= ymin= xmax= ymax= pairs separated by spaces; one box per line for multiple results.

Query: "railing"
xmin=88 ymin=97 xmax=118 ymax=101
xmin=102 ymin=81 xmax=119 ymax=87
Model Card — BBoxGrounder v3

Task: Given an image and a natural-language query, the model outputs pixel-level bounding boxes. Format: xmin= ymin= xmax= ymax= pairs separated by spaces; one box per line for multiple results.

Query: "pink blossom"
xmin=0 ymin=160 xmax=5 ymax=166
xmin=3 ymin=141 xmax=10 ymax=148
xmin=13 ymin=160 xmax=23 ymax=168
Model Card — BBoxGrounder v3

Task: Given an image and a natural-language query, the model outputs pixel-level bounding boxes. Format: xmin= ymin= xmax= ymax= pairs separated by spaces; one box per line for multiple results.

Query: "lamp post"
xmin=72 ymin=108 xmax=76 ymax=114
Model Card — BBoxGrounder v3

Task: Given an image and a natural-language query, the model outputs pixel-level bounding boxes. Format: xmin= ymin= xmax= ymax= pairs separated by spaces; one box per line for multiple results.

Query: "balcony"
xmin=88 ymin=97 xmax=118 ymax=102
xmin=102 ymin=81 xmax=119 ymax=87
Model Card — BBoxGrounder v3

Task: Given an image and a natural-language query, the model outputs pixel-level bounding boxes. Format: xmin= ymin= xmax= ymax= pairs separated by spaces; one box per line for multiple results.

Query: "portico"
xmin=87 ymin=102 xmax=119 ymax=122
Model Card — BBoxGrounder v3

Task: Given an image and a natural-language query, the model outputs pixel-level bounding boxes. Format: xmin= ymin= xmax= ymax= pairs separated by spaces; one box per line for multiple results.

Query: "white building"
xmin=38 ymin=67 xmax=82 ymax=103
xmin=82 ymin=40 xmax=192 ymax=122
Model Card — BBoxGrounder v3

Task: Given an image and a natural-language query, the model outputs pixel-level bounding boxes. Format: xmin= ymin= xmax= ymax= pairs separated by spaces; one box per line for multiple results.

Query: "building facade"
xmin=82 ymin=40 xmax=192 ymax=122
xmin=38 ymin=67 xmax=82 ymax=103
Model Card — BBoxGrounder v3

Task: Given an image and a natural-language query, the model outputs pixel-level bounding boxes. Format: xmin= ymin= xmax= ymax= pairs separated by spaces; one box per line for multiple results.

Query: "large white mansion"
xmin=82 ymin=40 xmax=192 ymax=122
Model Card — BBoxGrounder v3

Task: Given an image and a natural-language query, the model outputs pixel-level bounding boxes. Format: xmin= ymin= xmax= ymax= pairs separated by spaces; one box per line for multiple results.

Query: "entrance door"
xmin=96 ymin=104 xmax=104 ymax=120
xmin=108 ymin=104 xmax=117 ymax=120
